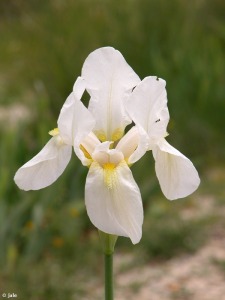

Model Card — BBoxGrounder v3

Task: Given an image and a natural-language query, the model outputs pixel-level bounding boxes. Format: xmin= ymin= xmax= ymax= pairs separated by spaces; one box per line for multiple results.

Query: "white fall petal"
xmin=85 ymin=142 xmax=143 ymax=244
xmin=14 ymin=77 xmax=95 ymax=190
xmin=82 ymin=47 xmax=140 ymax=141
xmin=152 ymin=139 xmax=200 ymax=200
xmin=85 ymin=161 xmax=143 ymax=244
xmin=126 ymin=75 xmax=200 ymax=199
xmin=14 ymin=137 xmax=72 ymax=191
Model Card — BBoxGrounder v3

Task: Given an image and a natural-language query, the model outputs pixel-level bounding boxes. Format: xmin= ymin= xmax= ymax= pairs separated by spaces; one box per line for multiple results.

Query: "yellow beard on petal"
xmin=49 ymin=128 xmax=59 ymax=136
xmin=48 ymin=127 xmax=64 ymax=146
xmin=103 ymin=163 xmax=118 ymax=189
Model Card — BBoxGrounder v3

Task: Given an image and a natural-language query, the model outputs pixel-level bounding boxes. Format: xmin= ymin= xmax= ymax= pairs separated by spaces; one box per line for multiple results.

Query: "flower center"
xmin=91 ymin=142 xmax=125 ymax=189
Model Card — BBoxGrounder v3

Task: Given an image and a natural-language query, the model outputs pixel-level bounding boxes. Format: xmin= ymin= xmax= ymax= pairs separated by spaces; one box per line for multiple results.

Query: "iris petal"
xmin=82 ymin=47 xmax=140 ymax=141
xmin=152 ymin=139 xmax=200 ymax=200
xmin=14 ymin=137 xmax=72 ymax=191
xmin=57 ymin=77 xmax=96 ymax=165
xmin=126 ymin=76 xmax=169 ymax=140
xmin=85 ymin=161 xmax=143 ymax=244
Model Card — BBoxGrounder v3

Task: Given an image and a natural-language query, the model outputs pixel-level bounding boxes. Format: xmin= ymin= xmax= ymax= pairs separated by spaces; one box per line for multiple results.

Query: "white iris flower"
xmin=14 ymin=47 xmax=200 ymax=244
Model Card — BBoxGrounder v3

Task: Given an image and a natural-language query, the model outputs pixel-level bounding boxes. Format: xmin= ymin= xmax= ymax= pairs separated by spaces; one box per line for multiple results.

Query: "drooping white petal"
xmin=57 ymin=77 xmax=96 ymax=165
xmin=126 ymin=76 xmax=169 ymax=141
xmin=82 ymin=47 xmax=140 ymax=141
xmin=14 ymin=137 xmax=72 ymax=191
xmin=85 ymin=161 xmax=143 ymax=244
xmin=152 ymin=139 xmax=200 ymax=200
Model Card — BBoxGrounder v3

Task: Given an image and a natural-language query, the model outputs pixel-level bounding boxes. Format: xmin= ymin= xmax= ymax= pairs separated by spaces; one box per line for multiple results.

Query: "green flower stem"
xmin=105 ymin=252 xmax=113 ymax=300
xmin=98 ymin=231 xmax=118 ymax=300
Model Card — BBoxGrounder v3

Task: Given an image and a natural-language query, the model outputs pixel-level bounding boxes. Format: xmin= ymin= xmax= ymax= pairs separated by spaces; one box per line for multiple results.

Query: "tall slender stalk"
xmin=105 ymin=252 xmax=113 ymax=300
xmin=98 ymin=231 xmax=118 ymax=300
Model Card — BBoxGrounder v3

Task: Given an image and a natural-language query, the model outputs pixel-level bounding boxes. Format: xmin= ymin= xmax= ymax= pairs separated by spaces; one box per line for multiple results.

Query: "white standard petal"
xmin=126 ymin=76 xmax=169 ymax=141
xmin=152 ymin=139 xmax=200 ymax=200
xmin=14 ymin=137 xmax=72 ymax=191
xmin=85 ymin=161 xmax=143 ymax=244
xmin=82 ymin=47 xmax=140 ymax=141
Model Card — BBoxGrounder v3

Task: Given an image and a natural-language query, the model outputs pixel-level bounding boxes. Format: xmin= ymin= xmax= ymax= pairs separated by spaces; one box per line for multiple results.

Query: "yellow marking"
xmin=112 ymin=128 xmax=124 ymax=141
xmin=104 ymin=163 xmax=115 ymax=170
xmin=49 ymin=128 xmax=65 ymax=146
xmin=164 ymin=132 xmax=169 ymax=138
xmin=124 ymin=157 xmax=133 ymax=168
xmin=94 ymin=130 xmax=107 ymax=142
xmin=95 ymin=128 xmax=124 ymax=142
xmin=49 ymin=128 xmax=59 ymax=136
xmin=109 ymin=142 xmax=114 ymax=149
xmin=80 ymin=145 xmax=92 ymax=159
xmin=103 ymin=163 xmax=117 ymax=189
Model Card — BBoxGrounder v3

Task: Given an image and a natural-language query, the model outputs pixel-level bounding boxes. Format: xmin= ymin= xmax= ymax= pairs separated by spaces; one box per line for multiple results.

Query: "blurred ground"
xmin=113 ymin=235 xmax=225 ymax=300
xmin=114 ymin=195 xmax=225 ymax=300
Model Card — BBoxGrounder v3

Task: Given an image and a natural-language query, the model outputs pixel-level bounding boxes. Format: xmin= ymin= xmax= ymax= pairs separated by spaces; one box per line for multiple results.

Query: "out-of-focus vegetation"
xmin=0 ymin=0 xmax=225 ymax=298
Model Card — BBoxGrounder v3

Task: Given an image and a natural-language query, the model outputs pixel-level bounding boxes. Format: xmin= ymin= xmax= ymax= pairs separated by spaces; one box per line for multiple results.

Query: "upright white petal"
xmin=14 ymin=137 xmax=72 ymax=191
xmin=82 ymin=47 xmax=140 ymax=141
xmin=152 ymin=139 xmax=200 ymax=200
xmin=126 ymin=76 xmax=169 ymax=140
xmin=57 ymin=77 xmax=96 ymax=165
xmin=85 ymin=159 xmax=143 ymax=244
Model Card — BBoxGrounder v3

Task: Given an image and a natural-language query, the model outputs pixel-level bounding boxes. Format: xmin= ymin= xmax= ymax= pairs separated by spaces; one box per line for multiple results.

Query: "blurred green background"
xmin=0 ymin=0 xmax=225 ymax=299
